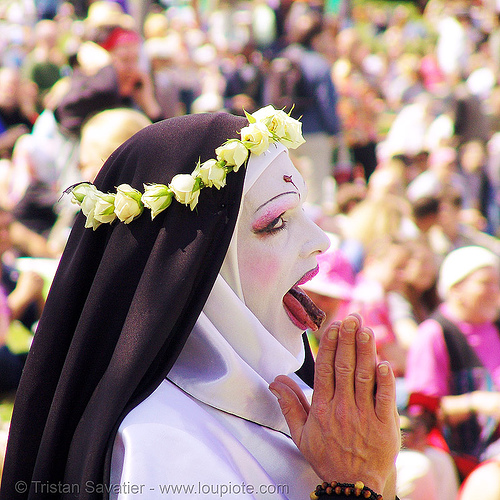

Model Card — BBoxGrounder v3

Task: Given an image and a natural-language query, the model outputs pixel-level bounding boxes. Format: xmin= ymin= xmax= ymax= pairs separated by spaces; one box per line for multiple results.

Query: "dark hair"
xmin=412 ymin=197 xmax=440 ymax=219
xmin=299 ymin=13 xmax=323 ymax=47
xmin=336 ymin=182 xmax=366 ymax=214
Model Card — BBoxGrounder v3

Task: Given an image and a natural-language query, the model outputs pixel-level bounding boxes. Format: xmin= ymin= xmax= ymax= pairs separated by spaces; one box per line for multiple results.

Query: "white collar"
xmin=168 ymin=274 xmax=310 ymax=434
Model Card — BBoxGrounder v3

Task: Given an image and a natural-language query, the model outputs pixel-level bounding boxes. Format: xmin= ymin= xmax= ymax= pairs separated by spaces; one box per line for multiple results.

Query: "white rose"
xmin=251 ymin=106 xmax=305 ymax=149
xmin=251 ymin=106 xmax=287 ymax=137
xmin=77 ymin=189 xmax=103 ymax=230
xmin=114 ymin=184 xmax=144 ymax=224
xmin=71 ymin=182 xmax=98 ymax=205
xmin=83 ymin=212 xmax=101 ymax=230
xmin=193 ymin=159 xmax=214 ymax=186
xmin=194 ymin=159 xmax=227 ymax=189
xmin=267 ymin=109 xmax=289 ymax=138
xmin=169 ymin=174 xmax=201 ymax=210
xmin=240 ymin=121 xmax=272 ymax=156
xmin=80 ymin=190 xmax=97 ymax=217
xmin=215 ymin=140 xmax=248 ymax=172
xmin=251 ymin=105 xmax=278 ymax=123
xmin=281 ymin=115 xmax=305 ymax=149
xmin=93 ymin=193 xmax=117 ymax=224
xmin=71 ymin=184 xmax=106 ymax=230
xmin=142 ymin=183 xmax=173 ymax=219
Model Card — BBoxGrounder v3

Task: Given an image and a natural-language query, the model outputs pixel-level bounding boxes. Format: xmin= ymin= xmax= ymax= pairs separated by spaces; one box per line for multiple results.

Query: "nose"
xmin=299 ymin=214 xmax=330 ymax=258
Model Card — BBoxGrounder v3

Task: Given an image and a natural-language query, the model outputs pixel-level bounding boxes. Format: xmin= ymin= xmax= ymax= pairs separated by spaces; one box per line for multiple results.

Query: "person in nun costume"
xmin=0 ymin=106 xmax=400 ymax=500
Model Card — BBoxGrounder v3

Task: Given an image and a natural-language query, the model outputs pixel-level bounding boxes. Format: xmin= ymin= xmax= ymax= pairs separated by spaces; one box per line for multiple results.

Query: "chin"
xmin=267 ymin=309 xmax=307 ymax=357
xmin=282 ymin=310 xmax=311 ymax=354
xmin=280 ymin=328 xmax=306 ymax=357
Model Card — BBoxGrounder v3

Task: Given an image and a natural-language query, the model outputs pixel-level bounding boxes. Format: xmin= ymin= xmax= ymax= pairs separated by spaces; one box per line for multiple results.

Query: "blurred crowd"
xmin=1 ymin=0 xmax=500 ymax=498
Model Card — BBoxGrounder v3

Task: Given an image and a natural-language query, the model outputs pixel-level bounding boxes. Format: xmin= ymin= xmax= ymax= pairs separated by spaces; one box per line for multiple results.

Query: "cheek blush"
xmin=247 ymin=257 xmax=281 ymax=286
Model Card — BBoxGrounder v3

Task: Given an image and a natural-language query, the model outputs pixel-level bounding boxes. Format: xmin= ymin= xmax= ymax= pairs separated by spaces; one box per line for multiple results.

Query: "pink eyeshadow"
xmin=252 ymin=196 xmax=297 ymax=232
xmin=252 ymin=208 xmax=281 ymax=232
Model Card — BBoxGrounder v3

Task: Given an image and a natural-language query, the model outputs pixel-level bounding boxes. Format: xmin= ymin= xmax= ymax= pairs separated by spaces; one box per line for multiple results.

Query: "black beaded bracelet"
xmin=310 ymin=481 xmax=383 ymax=500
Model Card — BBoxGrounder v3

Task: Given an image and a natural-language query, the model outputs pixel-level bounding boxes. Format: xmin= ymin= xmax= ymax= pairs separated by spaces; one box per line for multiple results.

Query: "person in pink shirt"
xmin=406 ymin=245 xmax=500 ymax=479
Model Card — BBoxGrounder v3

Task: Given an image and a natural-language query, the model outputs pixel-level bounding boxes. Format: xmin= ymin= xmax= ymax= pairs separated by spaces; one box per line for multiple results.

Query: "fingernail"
xmin=269 ymin=388 xmax=281 ymax=400
xmin=343 ymin=317 xmax=357 ymax=333
xmin=378 ymin=363 xmax=389 ymax=375
xmin=358 ymin=330 xmax=370 ymax=343
xmin=328 ymin=324 xmax=339 ymax=340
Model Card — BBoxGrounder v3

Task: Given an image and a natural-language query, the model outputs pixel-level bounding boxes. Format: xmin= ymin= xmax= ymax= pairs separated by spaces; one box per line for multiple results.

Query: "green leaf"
xmin=243 ymin=109 xmax=256 ymax=124
xmin=192 ymin=177 xmax=204 ymax=192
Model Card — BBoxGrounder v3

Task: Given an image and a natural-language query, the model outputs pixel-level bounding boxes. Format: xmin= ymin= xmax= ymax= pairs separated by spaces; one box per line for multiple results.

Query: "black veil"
xmin=0 ymin=111 xmax=314 ymax=499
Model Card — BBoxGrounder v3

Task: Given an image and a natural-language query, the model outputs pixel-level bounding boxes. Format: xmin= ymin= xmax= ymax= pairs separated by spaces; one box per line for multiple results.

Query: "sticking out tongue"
xmin=283 ymin=286 xmax=326 ymax=331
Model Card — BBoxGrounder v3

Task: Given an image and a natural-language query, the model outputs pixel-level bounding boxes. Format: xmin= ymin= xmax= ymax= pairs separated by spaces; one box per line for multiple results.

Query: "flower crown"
xmin=69 ymin=105 xmax=305 ymax=230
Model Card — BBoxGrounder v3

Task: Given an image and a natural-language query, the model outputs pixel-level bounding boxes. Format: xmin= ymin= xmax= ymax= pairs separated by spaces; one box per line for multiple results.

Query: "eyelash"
xmin=255 ymin=215 xmax=287 ymax=235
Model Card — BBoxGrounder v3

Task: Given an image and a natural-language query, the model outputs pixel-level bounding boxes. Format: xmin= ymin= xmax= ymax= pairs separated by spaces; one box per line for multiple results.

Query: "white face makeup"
xmin=236 ymin=152 xmax=330 ymax=356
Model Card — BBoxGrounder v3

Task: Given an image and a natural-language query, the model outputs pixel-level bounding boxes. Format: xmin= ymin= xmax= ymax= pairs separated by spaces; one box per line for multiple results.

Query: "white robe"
xmin=110 ymin=278 xmax=321 ymax=500
xmin=110 ymin=144 xmax=322 ymax=499
xmin=110 ymin=377 xmax=320 ymax=499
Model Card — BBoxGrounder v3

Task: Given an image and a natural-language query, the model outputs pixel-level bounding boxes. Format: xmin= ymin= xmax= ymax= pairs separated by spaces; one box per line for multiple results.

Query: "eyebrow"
xmin=254 ymin=191 xmax=299 ymax=213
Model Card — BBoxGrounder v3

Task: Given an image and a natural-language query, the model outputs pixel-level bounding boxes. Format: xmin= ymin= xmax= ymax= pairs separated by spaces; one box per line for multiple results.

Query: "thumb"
xmin=269 ymin=375 xmax=309 ymax=446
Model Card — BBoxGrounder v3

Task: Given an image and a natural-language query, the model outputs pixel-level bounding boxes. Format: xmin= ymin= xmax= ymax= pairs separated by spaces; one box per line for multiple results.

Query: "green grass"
xmin=0 ymin=398 xmax=14 ymax=424
xmin=5 ymin=321 xmax=32 ymax=354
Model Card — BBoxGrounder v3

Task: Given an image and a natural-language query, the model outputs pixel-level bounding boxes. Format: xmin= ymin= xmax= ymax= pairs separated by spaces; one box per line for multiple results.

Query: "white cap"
xmin=438 ymin=246 xmax=499 ymax=299
xmin=406 ymin=171 xmax=441 ymax=203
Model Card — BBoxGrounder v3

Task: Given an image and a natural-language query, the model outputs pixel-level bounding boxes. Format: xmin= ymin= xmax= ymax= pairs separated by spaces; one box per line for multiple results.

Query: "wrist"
xmin=317 ymin=465 xmax=389 ymax=495
xmin=311 ymin=481 xmax=382 ymax=499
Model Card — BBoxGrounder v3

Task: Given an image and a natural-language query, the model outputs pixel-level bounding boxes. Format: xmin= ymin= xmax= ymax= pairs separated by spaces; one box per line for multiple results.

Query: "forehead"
xmin=112 ymin=42 xmax=140 ymax=59
xmin=243 ymin=153 xmax=305 ymax=210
